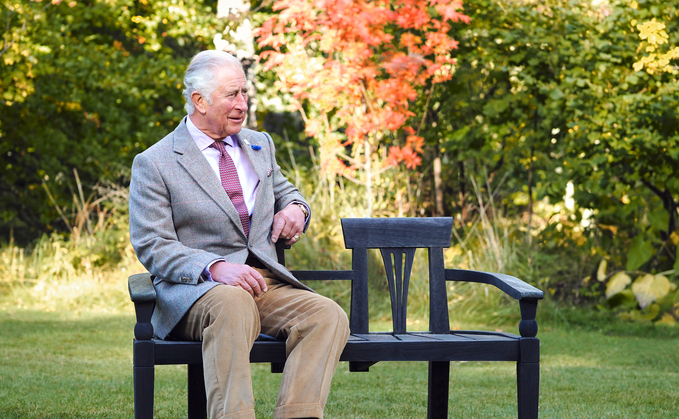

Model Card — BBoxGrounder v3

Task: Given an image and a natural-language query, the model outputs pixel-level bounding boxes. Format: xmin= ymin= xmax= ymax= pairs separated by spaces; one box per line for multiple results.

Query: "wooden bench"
xmin=129 ymin=217 xmax=544 ymax=418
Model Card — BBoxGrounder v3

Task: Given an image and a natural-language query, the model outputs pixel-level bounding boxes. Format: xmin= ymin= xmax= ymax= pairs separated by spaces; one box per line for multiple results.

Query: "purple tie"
xmin=211 ymin=140 xmax=250 ymax=237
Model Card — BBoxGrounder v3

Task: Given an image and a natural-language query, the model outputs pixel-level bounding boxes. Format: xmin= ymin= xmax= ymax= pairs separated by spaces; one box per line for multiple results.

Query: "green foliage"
xmin=404 ymin=0 xmax=679 ymax=299
xmin=595 ymin=258 xmax=679 ymax=325
xmin=1 ymin=0 xmax=226 ymax=243
xmin=627 ymin=233 xmax=656 ymax=271
xmin=1 ymin=0 xmax=44 ymax=105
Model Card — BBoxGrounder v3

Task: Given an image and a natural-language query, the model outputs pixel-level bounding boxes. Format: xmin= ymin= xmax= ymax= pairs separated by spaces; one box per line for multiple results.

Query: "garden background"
xmin=1 ymin=0 xmax=679 ymax=417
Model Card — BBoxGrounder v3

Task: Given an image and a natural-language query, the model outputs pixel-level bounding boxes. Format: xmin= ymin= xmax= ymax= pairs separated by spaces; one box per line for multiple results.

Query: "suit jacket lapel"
xmin=173 ymin=121 xmax=246 ymax=236
xmin=235 ymin=132 xmax=267 ymax=182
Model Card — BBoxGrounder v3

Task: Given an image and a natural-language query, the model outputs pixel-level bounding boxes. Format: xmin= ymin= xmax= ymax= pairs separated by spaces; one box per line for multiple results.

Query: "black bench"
xmin=129 ymin=217 xmax=544 ymax=418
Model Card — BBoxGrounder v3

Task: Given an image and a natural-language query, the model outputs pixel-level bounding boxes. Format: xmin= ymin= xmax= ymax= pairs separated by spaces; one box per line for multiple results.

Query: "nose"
xmin=235 ymin=91 xmax=248 ymax=111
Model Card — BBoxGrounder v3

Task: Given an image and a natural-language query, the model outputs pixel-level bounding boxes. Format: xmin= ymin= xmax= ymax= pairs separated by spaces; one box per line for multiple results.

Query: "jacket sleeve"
xmin=265 ymin=132 xmax=312 ymax=232
xmin=129 ymin=152 xmax=220 ymax=285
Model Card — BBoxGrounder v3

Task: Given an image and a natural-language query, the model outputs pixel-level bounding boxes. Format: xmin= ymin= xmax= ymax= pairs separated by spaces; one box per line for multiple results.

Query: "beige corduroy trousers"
xmin=173 ymin=271 xmax=350 ymax=419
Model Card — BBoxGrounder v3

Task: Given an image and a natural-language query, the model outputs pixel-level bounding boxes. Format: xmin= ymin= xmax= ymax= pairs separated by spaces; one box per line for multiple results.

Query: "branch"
xmin=641 ymin=179 xmax=664 ymax=199
xmin=322 ymin=112 xmax=331 ymax=132
xmin=359 ymin=79 xmax=376 ymax=115
xmin=489 ymin=148 xmax=505 ymax=180
xmin=340 ymin=172 xmax=366 ymax=187
xmin=416 ymin=85 xmax=435 ymax=136
xmin=297 ymin=105 xmax=309 ymax=124
xmin=251 ymin=0 xmax=275 ymax=12
xmin=0 ymin=11 xmax=17 ymax=58
xmin=370 ymin=164 xmax=394 ymax=178
xmin=42 ymin=181 xmax=72 ymax=231
xmin=335 ymin=151 xmax=361 ymax=166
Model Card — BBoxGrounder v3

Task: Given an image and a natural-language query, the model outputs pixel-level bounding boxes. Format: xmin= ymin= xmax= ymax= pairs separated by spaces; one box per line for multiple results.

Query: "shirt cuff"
xmin=202 ymin=259 xmax=224 ymax=282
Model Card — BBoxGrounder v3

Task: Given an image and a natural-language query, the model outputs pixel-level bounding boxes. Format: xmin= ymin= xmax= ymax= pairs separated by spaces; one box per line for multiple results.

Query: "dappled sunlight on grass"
xmin=542 ymin=354 xmax=599 ymax=368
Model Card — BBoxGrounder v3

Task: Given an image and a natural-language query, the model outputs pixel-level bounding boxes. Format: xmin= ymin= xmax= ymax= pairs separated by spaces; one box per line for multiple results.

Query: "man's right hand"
xmin=209 ymin=261 xmax=268 ymax=298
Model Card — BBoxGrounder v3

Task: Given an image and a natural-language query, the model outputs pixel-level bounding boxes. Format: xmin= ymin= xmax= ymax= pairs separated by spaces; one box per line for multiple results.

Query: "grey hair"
xmin=182 ymin=50 xmax=244 ymax=115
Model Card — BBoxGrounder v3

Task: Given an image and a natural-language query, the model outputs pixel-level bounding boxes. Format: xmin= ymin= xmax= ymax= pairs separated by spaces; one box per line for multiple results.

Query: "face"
xmin=191 ymin=65 xmax=248 ymax=139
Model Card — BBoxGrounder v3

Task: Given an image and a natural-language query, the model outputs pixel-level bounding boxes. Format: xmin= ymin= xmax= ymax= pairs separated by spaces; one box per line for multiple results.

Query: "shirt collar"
xmin=185 ymin=115 xmax=237 ymax=150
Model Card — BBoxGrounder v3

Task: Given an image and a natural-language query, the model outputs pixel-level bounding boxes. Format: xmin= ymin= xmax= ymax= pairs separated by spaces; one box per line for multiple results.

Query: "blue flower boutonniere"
xmin=251 ymin=145 xmax=262 ymax=151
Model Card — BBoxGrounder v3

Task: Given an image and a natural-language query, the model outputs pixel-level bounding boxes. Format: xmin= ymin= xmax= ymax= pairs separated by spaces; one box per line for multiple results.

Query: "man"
xmin=129 ymin=50 xmax=350 ymax=419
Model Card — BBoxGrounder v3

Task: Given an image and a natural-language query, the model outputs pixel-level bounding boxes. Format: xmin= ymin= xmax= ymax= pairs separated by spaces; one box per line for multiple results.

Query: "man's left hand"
xmin=271 ymin=204 xmax=305 ymax=245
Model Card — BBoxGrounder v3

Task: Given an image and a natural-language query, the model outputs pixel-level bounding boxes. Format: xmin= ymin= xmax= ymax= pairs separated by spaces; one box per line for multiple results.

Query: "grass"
xmin=1 ymin=307 xmax=678 ymax=418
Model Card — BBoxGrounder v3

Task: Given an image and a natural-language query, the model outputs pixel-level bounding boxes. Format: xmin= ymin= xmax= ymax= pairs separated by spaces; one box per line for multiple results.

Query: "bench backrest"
xmin=341 ymin=217 xmax=453 ymax=335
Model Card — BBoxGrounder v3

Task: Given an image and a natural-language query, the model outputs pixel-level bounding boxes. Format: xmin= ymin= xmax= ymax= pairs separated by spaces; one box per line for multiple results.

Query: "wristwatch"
xmin=296 ymin=203 xmax=309 ymax=219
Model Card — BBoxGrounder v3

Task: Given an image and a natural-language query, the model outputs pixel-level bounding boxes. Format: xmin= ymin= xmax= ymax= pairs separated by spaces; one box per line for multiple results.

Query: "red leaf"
xmin=406 ymin=135 xmax=425 ymax=153
xmin=435 ymin=3 xmax=470 ymax=24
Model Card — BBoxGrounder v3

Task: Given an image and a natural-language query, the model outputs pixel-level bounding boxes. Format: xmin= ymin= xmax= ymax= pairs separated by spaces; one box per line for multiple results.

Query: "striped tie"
xmin=211 ymin=140 xmax=250 ymax=237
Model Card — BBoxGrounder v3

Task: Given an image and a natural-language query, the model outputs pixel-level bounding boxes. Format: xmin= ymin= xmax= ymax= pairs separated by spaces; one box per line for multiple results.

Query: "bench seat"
xmin=148 ymin=330 xmax=525 ymax=366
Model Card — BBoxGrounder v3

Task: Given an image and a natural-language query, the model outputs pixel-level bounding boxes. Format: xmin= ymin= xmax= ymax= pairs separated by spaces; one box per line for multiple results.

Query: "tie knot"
xmin=211 ymin=141 xmax=228 ymax=154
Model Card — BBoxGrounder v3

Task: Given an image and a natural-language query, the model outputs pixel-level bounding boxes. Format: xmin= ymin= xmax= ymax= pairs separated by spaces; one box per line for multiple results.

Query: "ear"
xmin=191 ymin=91 xmax=207 ymax=115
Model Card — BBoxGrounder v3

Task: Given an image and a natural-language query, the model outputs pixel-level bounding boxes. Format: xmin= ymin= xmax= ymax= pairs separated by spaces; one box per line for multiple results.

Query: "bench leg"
xmin=427 ymin=361 xmax=450 ymax=419
xmin=134 ymin=366 xmax=155 ymax=419
xmin=271 ymin=362 xmax=285 ymax=373
xmin=518 ymin=337 xmax=540 ymax=419
xmin=517 ymin=361 xmax=539 ymax=419
xmin=188 ymin=364 xmax=208 ymax=419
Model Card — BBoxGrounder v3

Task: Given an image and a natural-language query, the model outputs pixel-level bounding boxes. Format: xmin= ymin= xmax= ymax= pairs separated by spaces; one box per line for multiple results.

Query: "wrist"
xmin=209 ymin=260 xmax=227 ymax=276
xmin=295 ymin=203 xmax=309 ymax=219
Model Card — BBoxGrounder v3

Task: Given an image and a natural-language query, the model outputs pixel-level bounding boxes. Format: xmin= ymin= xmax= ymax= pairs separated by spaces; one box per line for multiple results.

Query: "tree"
xmin=1 ymin=0 xmax=51 ymax=107
xmin=407 ymin=0 xmax=678 ymax=291
xmin=254 ymin=0 xmax=469 ymax=215
xmin=0 ymin=0 xmax=227 ymax=243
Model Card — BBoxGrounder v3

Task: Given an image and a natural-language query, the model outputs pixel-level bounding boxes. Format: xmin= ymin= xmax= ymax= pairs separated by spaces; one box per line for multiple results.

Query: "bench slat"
xmin=340 ymin=340 xmax=519 ymax=362
xmin=341 ymin=218 xmax=453 ymax=248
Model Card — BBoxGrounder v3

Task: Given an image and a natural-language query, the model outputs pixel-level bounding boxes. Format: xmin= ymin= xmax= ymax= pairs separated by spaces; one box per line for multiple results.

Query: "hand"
xmin=209 ymin=261 xmax=267 ymax=298
xmin=271 ymin=204 xmax=305 ymax=245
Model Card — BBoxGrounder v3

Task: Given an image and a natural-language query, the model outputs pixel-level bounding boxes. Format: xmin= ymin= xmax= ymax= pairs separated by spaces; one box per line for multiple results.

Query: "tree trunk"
xmin=642 ymin=181 xmax=678 ymax=239
xmin=434 ymin=156 xmax=443 ymax=216
xmin=458 ymin=161 xmax=467 ymax=221
xmin=365 ymin=139 xmax=373 ymax=217
xmin=527 ymin=145 xmax=534 ymax=245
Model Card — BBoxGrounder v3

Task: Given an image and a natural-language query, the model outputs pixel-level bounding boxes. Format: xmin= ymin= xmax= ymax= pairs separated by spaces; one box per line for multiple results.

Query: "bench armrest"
xmin=445 ymin=269 xmax=543 ymax=337
xmin=290 ymin=270 xmax=355 ymax=281
xmin=445 ymin=269 xmax=543 ymax=300
xmin=128 ymin=273 xmax=156 ymax=303
xmin=128 ymin=273 xmax=156 ymax=340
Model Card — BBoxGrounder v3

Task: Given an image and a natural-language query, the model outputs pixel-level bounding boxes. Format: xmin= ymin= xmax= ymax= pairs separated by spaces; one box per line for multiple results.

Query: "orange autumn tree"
xmin=255 ymin=0 xmax=469 ymax=215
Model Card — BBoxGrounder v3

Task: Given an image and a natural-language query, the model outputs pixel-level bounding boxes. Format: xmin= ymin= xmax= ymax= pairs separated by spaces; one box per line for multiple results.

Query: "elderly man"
xmin=129 ymin=50 xmax=350 ymax=419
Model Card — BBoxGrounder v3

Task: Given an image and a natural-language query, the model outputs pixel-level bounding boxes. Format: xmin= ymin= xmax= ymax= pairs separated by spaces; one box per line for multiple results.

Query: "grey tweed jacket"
xmin=129 ymin=118 xmax=311 ymax=339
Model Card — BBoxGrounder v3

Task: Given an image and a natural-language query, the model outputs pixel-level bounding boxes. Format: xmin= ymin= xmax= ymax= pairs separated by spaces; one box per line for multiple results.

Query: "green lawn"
xmin=1 ymin=308 xmax=678 ymax=418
